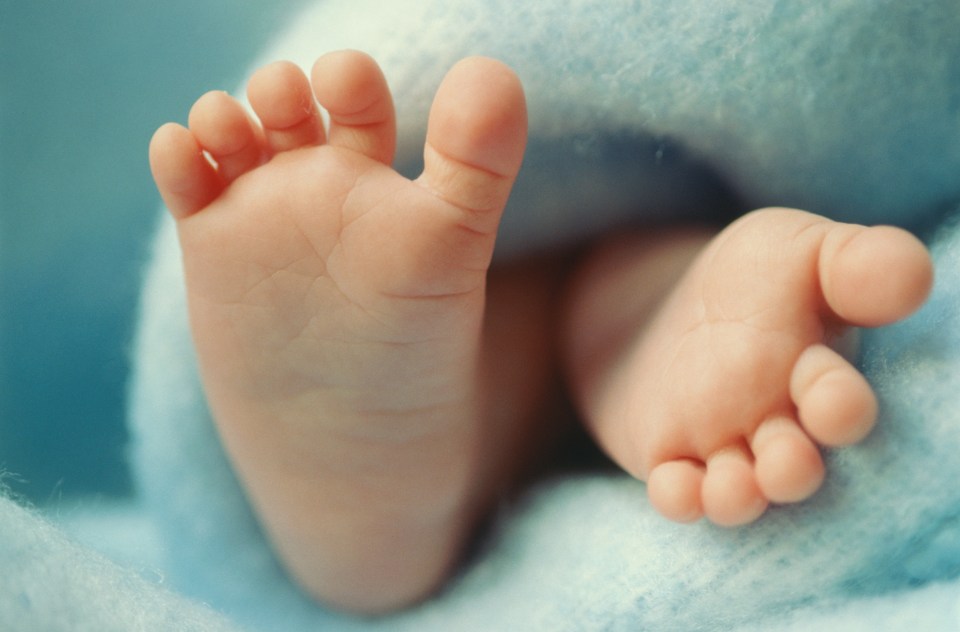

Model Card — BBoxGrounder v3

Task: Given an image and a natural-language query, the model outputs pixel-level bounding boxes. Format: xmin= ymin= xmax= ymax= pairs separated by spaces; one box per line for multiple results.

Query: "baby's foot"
xmin=570 ymin=209 xmax=932 ymax=526
xmin=149 ymin=51 xmax=526 ymax=612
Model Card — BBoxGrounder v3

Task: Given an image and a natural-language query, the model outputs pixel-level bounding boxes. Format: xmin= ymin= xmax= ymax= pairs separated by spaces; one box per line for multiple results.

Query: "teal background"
xmin=0 ymin=0 xmax=307 ymax=501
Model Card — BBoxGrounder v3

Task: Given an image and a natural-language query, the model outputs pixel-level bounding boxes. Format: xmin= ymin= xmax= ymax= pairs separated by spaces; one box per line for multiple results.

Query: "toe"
xmin=819 ymin=224 xmax=933 ymax=327
xmin=417 ymin=56 xmax=527 ymax=236
xmin=751 ymin=416 xmax=825 ymax=503
xmin=790 ymin=344 xmax=877 ymax=446
xmin=311 ymin=50 xmax=396 ymax=165
xmin=702 ymin=446 xmax=768 ymax=527
xmin=188 ymin=91 xmax=264 ymax=182
xmin=149 ymin=123 xmax=224 ymax=219
xmin=647 ymin=459 xmax=706 ymax=523
xmin=248 ymin=61 xmax=325 ymax=153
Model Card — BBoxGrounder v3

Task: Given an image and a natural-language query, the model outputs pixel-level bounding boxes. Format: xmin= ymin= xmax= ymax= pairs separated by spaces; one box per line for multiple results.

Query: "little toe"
xmin=417 ymin=56 xmax=527 ymax=236
xmin=149 ymin=123 xmax=224 ymax=219
xmin=819 ymin=224 xmax=933 ymax=327
xmin=790 ymin=344 xmax=878 ymax=446
xmin=247 ymin=61 xmax=325 ymax=154
xmin=647 ymin=459 xmax=706 ymax=523
xmin=310 ymin=50 xmax=396 ymax=165
xmin=188 ymin=91 xmax=264 ymax=182
xmin=702 ymin=447 xmax=768 ymax=527
xmin=751 ymin=417 xmax=825 ymax=503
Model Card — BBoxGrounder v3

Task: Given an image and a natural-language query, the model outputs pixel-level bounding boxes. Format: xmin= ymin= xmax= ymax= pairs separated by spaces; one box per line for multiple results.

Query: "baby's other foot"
xmin=149 ymin=51 xmax=526 ymax=612
xmin=567 ymin=209 xmax=932 ymax=526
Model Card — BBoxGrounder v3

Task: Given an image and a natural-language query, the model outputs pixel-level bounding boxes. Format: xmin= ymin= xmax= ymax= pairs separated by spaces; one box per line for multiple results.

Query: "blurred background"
xmin=1 ymin=0 xmax=308 ymax=503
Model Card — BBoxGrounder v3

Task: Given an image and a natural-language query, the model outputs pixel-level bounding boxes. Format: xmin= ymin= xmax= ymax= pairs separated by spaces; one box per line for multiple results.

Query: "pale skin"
xmin=149 ymin=51 xmax=934 ymax=613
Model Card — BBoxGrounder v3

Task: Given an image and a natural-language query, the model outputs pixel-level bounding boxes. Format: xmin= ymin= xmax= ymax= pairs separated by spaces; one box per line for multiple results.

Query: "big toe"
xmin=819 ymin=224 xmax=932 ymax=327
xmin=417 ymin=57 xmax=527 ymax=235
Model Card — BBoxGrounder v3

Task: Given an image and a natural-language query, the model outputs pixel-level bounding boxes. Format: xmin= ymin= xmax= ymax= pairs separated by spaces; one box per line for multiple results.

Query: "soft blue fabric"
xmin=2 ymin=0 xmax=960 ymax=630
xmin=0 ymin=494 xmax=236 ymax=632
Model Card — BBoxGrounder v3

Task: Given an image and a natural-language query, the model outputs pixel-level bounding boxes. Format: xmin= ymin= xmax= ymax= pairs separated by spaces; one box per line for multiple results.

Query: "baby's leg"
xmin=149 ymin=52 xmax=532 ymax=613
xmin=562 ymin=209 xmax=932 ymax=526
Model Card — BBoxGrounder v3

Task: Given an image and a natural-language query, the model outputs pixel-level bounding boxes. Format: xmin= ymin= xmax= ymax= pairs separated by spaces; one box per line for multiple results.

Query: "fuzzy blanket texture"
xmin=4 ymin=1 xmax=960 ymax=630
